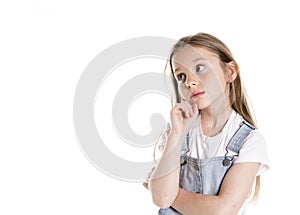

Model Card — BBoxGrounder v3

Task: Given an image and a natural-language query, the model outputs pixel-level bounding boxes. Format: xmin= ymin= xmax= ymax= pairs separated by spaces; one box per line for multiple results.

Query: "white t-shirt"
xmin=158 ymin=110 xmax=269 ymax=176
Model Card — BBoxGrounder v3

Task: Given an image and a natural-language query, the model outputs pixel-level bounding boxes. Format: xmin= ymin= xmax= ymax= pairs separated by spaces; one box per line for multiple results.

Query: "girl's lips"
xmin=191 ymin=91 xmax=205 ymax=98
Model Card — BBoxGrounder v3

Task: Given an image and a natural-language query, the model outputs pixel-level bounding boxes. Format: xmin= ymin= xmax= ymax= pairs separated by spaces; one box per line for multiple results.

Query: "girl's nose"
xmin=185 ymin=72 xmax=198 ymax=88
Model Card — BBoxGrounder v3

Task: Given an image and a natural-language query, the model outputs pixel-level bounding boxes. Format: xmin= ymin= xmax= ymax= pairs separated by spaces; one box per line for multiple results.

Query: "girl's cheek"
xmin=179 ymin=86 xmax=191 ymax=101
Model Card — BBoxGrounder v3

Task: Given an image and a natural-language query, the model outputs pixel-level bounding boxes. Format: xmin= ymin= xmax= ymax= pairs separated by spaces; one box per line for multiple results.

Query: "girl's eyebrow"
xmin=174 ymin=67 xmax=181 ymax=73
xmin=192 ymin=57 xmax=208 ymax=63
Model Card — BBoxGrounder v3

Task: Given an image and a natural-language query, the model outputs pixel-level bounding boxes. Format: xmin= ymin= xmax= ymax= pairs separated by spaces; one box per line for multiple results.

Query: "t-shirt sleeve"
xmin=157 ymin=123 xmax=171 ymax=152
xmin=145 ymin=123 xmax=171 ymax=182
xmin=234 ymin=130 xmax=269 ymax=176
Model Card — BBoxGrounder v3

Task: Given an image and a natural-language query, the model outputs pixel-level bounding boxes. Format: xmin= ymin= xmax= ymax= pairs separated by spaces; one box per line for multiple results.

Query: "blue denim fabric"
xmin=158 ymin=121 xmax=254 ymax=215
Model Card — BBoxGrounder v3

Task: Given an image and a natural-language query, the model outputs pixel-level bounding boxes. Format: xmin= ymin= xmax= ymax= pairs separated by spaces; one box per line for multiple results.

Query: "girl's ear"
xmin=225 ymin=61 xmax=238 ymax=83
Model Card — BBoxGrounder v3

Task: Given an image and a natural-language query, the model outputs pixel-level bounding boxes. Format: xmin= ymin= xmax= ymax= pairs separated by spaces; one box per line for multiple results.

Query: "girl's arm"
xmin=149 ymin=132 xmax=183 ymax=208
xmin=149 ymin=102 xmax=199 ymax=208
xmin=172 ymin=162 xmax=260 ymax=215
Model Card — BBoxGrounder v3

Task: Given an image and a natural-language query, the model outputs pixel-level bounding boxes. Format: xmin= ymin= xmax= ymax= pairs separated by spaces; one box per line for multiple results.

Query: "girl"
xmin=144 ymin=33 xmax=269 ymax=215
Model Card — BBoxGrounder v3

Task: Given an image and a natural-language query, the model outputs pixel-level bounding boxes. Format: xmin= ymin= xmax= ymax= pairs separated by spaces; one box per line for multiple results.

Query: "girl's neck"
xmin=200 ymin=104 xmax=233 ymax=137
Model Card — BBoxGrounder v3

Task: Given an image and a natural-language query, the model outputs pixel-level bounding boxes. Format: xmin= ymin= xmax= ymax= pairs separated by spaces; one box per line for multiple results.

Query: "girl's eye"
xmin=177 ymin=73 xmax=186 ymax=81
xmin=196 ymin=64 xmax=205 ymax=72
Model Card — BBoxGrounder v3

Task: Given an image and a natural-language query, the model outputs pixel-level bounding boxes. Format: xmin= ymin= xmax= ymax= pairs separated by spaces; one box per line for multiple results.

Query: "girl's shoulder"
xmin=233 ymin=111 xmax=266 ymax=145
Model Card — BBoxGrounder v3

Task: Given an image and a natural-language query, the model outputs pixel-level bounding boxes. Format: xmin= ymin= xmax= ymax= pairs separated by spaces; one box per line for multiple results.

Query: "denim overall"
xmin=158 ymin=121 xmax=255 ymax=215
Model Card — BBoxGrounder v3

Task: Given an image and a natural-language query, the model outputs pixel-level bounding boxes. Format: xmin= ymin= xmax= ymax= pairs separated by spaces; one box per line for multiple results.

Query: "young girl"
xmin=144 ymin=33 xmax=269 ymax=215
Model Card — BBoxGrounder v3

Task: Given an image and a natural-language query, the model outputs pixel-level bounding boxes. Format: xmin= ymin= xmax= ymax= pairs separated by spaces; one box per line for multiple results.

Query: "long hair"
xmin=167 ymin=32 xmax=260 ymax=202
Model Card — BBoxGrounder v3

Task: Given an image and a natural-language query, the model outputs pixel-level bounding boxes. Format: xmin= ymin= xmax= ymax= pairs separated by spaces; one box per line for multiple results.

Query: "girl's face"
xmin=172 ymin=45 xmax=233 ymax=110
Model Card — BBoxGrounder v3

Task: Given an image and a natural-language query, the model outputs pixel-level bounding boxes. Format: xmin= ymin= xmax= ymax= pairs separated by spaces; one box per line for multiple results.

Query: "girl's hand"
xmin=170 ymin=100 xmax=199 ymax=136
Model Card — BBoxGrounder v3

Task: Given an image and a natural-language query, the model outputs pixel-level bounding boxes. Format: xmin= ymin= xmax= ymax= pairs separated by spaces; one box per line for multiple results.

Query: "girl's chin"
xmin=195 ymin=101 xmax=209 ymax=110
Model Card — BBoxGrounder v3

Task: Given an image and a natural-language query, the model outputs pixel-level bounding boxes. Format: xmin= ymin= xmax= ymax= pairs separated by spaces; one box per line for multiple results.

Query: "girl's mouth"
xmin=191 ymin=91 xmax=205 ymax=98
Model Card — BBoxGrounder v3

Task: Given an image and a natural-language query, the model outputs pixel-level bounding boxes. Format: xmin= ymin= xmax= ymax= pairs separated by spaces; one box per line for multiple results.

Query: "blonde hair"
xmin=167 ymin=32 xmax=260 ymax=202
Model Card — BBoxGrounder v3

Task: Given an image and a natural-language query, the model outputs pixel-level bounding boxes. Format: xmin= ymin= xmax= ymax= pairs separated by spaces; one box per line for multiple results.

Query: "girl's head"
xmin=169 ymin=32 xmax=256 ymax=127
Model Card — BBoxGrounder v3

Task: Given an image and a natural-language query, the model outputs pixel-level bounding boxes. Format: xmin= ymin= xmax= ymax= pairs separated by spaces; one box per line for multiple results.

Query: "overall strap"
xmin=181 ymin=132 xmax=190 ymax=155
xmin=227 ymin=121 xmax=255 ymax=153
xmin=180 ymin=133 xmax=190 ymax=165
xmin=223 ymin=121 xmax=255 ymax=166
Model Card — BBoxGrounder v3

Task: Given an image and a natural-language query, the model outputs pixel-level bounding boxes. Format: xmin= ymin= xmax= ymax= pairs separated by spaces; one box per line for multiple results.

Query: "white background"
xmin=1 ymin=0 xmax=299 ymax=214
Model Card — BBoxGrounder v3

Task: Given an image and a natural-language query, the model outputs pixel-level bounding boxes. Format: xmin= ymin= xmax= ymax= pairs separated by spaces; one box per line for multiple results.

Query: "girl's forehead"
xmin=172 ymin=46 xmax=218 ymax=66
